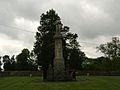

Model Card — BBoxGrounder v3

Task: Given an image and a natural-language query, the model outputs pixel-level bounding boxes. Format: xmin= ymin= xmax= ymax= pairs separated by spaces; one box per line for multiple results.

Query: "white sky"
xmin=0 ymin=0 xmax=120 ymax=58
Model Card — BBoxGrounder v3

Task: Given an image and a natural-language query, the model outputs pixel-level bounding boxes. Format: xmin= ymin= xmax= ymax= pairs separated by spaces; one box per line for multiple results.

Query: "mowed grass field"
xmin=0 ymin=76 xmax=120 ymax=90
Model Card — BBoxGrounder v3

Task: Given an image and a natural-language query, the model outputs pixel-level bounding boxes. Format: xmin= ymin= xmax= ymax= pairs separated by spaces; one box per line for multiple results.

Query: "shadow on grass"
xmin=32 ymin=76 xmax=90 ymax=83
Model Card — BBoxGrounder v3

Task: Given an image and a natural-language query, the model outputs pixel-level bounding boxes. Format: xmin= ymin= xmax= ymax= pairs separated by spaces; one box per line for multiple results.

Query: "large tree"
xmin=97 ymin=37 xmax=120 ymax=59
xmin=16 ymin=48 xmax=37 ymax=71
xmin=33 ymin=9 xmax=85 ymax=80
xmin=3 ymin=55 xmax=16 ymax=71
xmin=0 ymin=56 xmax=2 ymax=71
xmin=3 ymin=55 xmax=14 ymax=71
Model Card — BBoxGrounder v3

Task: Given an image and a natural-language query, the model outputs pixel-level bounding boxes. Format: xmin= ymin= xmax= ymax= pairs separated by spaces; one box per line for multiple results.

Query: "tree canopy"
xmin=16 ymin=48 xmax=37 ymax=71
xmin=97 ymin=37 xmax=120 ymax=59
xmin=3 ymin=55 xmax=15 ymax=71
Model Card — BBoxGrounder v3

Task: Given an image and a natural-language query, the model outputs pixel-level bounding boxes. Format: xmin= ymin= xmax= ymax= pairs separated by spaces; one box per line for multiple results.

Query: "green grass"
xmin=0 ymin=76 xmax=120 ymax=90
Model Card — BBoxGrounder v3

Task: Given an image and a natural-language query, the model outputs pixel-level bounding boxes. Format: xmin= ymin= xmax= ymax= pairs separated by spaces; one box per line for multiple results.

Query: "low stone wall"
xmin=0 ymin=71 xmax=42 ymax=77
xmin=77 ymin=71 xmax=120 ymax=76
xmin=0 ymin=71 xmax=120 ymax=77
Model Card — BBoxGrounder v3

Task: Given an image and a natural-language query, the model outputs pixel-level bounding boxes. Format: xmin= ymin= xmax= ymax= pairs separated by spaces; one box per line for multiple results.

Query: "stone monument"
xmin=53 ymin=20 xmax=65 ymax=81
xmin=47 ymin=19 xmax=73 ymax=81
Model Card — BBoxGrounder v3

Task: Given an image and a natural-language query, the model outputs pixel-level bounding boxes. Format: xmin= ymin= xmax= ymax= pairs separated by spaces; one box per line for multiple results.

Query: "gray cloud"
xmin=0 ymin=0 xmax=120 ymax=57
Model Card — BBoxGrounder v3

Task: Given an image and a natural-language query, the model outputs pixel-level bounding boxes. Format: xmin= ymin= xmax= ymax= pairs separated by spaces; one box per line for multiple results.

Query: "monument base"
xmin=53 ymin=65 xmax=66 ymax=81
xmin=47 ymin=64 xmax=73 ymax=81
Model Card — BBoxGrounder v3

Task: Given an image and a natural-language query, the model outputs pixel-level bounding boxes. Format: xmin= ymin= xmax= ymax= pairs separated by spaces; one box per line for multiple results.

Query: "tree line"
xmin=0 ymin=49 xmax=38 ymax=71
xmin=0 ymin=9 xmax=120 ymax=73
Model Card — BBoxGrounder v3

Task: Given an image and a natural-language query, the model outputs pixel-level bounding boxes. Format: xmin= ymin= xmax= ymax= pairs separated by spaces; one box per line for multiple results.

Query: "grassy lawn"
xmin=0 ymin=76 xmax=120 ymax=90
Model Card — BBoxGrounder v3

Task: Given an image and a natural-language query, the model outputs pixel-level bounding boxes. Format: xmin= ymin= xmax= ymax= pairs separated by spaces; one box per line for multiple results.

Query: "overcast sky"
xmin=0 ymin=0 xmax=120 ymax=58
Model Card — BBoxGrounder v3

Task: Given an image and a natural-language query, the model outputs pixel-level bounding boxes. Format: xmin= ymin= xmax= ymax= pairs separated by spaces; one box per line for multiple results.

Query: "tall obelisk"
xmin=53 ymin=19 xmax=66 ymax=81
xmin=47 ymin=19 xmax=73 ymax=81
